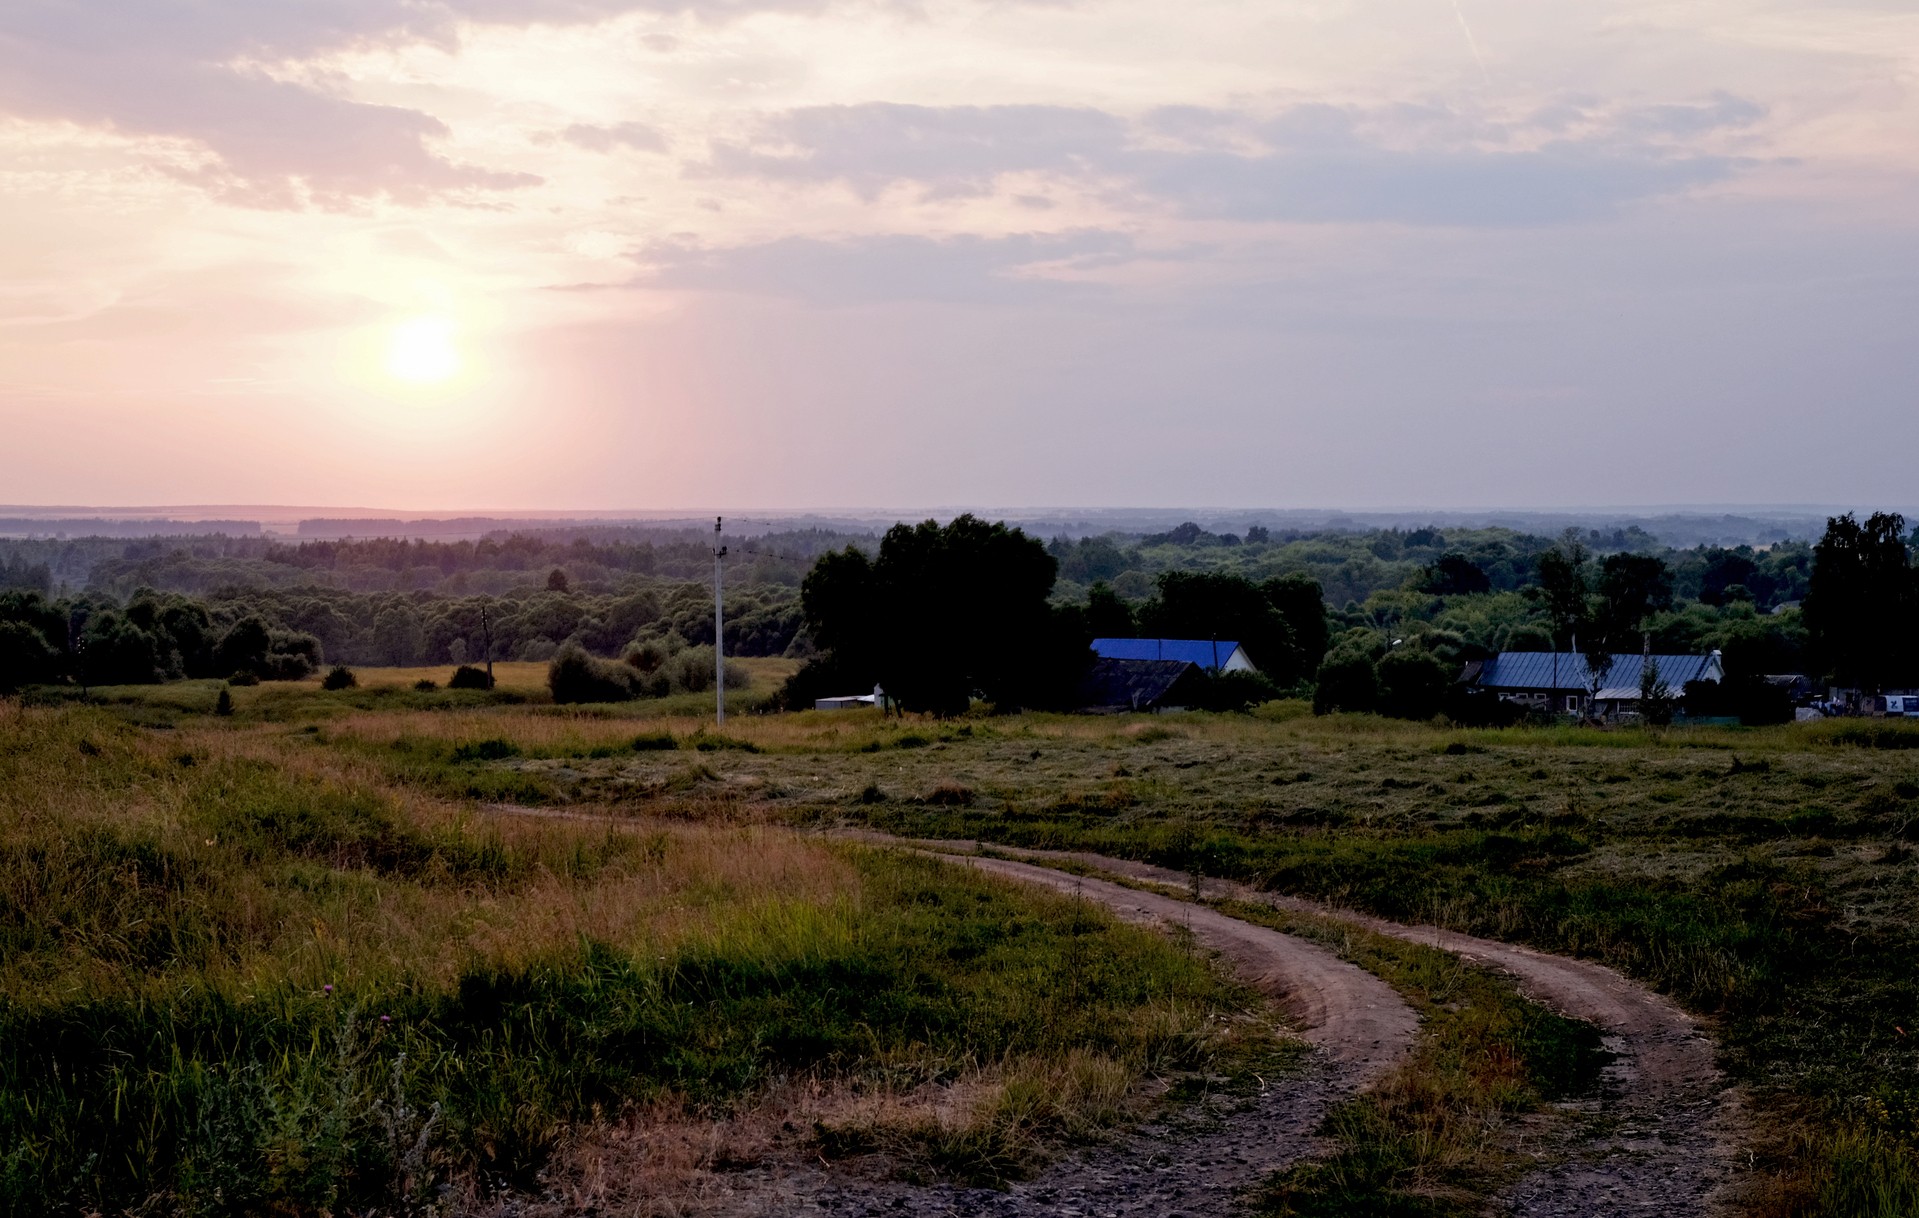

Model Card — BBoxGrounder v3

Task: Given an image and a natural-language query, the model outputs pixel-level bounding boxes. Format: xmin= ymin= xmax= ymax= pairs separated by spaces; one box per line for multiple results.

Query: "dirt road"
xmin=904 ymin=839 xmax=1746 ymax=1217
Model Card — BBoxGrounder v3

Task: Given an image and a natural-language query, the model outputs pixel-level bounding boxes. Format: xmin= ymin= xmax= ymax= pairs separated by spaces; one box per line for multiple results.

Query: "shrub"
xmin=213 ymin=687 xmax=234 ymax=717
xmin=548 ymin=644 xmax=645 ymax=704
xmin=1314 ymin=652 xmax=1380 ymax=714
xmin=1193 ymin=669 xmax=1284 ymax=712
xmin=227 ymin=670 xmax=261 ymax=687
xmin=413 ymin=679 xmax=439 ymax=691
xmin=630 ymin=732 xmax=678 ymax=751
xmin=0 ymin=619 xmax=60 ymax=692
xmin=1378 ymin=648 xmax=1454 ymax=720
xmin=321 ymin=665 xmax=357 ymax=691
xmin=448 ymin=665 xmax=493 ymax=691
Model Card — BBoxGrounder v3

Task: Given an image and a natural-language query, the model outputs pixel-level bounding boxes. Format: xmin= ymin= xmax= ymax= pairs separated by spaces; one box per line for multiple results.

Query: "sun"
xmin=385 ymin=315 xmax=461 ymax=384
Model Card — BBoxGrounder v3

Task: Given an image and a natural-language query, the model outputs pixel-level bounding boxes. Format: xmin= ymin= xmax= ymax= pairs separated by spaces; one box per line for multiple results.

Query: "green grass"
xmin=0 ymin=705 xmax=1275 ymax=1216
xmin=27 ymin=689 xmax=1919 ymax=1213
xmin=1228 ymin=901 xmax=1608 ymax=1217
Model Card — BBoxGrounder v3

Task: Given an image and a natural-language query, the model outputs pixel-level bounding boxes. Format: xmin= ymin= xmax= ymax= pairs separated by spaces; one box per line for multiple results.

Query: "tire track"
xmin=888 ymin=838 xmax=1747 ymax=1217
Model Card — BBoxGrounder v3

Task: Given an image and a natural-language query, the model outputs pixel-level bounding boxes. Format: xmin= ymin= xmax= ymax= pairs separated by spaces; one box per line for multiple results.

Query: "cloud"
xmin=0 ymin=0 xmax=868 ymax=209
xmin=561 ymin=121 xmax=670 ymax=153
xmin=704 ymin=103 xmax=1128 ymax=198
xmin=627 ymin=230 xmax=1132 ymax=304
xmin=702 ymin=97 xmax=1766 ymax=226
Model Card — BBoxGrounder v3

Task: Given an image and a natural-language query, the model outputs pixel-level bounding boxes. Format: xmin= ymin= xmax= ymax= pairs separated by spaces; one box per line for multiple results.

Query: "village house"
xmin=1092 ymin=638 xmax=1259 ymax=673
xmin=1076 ymin=658 xmax=1209 ymax=713
xmin=1460 ymin=650 xmax=1723 ymax=718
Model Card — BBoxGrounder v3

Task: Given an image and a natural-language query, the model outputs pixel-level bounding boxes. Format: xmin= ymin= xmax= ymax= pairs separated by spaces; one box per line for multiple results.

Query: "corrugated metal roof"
xmin=1092 ymin=638 xmax=1246 ymax=670
xmin=1475 ymin=652 xmax=1721 ymax=692
xmin=1077 ymin=658 xmax=1205 ymax=710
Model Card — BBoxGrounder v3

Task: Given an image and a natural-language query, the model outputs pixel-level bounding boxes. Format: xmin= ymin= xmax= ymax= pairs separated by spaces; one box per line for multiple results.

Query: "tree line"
xmin=4 ymin=512 xmax=1913 ymax=716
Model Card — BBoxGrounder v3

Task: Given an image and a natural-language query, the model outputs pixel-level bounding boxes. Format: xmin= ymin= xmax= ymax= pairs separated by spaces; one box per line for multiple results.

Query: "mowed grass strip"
xmin=0 ymin=705 xmax=1271 ymax=1217
xmin=1226 ymin=902 xmax=1608 ymax=1218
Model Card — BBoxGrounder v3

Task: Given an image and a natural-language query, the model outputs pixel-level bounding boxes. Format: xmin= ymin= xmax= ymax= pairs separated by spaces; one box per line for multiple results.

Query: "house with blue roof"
xmin=1092 ymin=638 xmax=1258 ymax=674
xmin=1461 ymin=650 xmax=1723 ymax=717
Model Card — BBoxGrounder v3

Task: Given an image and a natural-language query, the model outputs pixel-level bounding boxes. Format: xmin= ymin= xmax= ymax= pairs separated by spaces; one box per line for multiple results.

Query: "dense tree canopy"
xmin=1805 ymin=512 xmax=1917 ymax=690
xmin=798 ymin=516 xmax=1089 ymax=714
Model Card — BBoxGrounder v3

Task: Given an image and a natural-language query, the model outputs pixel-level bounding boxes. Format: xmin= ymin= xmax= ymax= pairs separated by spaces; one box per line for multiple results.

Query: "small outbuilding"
xmin=1077 ymin=658 xmax=1209 ymax=713
xmin=1092 ymin=638 xmax=1258 ymax=674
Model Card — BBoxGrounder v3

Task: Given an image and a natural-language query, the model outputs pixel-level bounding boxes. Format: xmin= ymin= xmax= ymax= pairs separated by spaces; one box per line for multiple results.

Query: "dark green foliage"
xmin=321 ymin=665 xmax=357 ymax=691
xmin=447 ymin=665 xmax=493 ymax=691
xmin=1684 ymin=675 xmax=1795 ymax=725
xmin=778 ymin=653 xmax=871 ymax=712
xmin=0 ymin=619 xmax=61 ymax=692
xmin=1139 ymin=571 xmax=1308 ymax=685
xmin=1085 ymin=581 xmax=1135 ymax=638
xmin=1192 ymin=669 xmax=1286 ymax=712
xmin=1418 ymin=553 xmax=1491 ymax=596
xmin=545 ymin=568 xmax=569 ymax=593
xmin=1806 ymin=512 xmax=1917 ymax=690
xmin=547 ymin=645 xmax=644 ymax=704
xmin=801 ymin=516 xmax=1087 ymax=715
xmin=1314 ymin=652 xmax=1381 ymax=715
xmin=1593 ymin=552 xmax=1674 ymax=645
xmin=1377 ymin=648 xmax=1453 ymax=720
xmin=213 ymin=687 xmax=234 ymax=717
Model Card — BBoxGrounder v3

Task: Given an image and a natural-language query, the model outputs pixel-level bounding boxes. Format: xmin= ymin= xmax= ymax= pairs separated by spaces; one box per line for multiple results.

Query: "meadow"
xmin=11 ymin=671 xmax=1919 ymax=1215
xmin=0 ymin=683 xmax=1267 ymax=1216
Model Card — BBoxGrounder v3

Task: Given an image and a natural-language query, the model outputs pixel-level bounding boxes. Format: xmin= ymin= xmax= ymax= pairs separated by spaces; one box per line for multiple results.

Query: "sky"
xmin=0 ymin=0 xmax=1914 ymax=512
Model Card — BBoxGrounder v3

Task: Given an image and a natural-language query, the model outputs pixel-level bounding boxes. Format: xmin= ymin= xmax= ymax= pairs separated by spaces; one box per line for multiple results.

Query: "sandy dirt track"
xmin=903 ymin=839 xmax=1746 ymax=1217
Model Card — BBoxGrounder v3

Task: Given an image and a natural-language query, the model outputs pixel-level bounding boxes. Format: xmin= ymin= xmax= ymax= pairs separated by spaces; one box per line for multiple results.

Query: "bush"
xmin=1314 ymin=652 xmax=1380 ymax=714
xmin=548 ymin=644 xmax=645 ymax=704
xmin=321 ymin=665 xmax=357 ymax=691
xmin=1192 ymin=669 xmax=1284 ymax=712
xmin=213 ymin=687 xmax=234 ymax=716
xmin=1378 ymin=648 xmax=1454 ymax=720
xmin=448 ymin=665 xmax=493 ymax=691
xmin=227 ymin=670 xmax=260 ymax=687
xmin=0 ymin=619 xmax=61 ymax=692
xmin=413 ymin=679 xmax=439 ymax=691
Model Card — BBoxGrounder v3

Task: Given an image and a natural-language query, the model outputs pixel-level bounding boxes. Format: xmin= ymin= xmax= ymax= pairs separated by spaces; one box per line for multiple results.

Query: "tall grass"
xmin=0 ymin=706 xmax=1260 ymax=1215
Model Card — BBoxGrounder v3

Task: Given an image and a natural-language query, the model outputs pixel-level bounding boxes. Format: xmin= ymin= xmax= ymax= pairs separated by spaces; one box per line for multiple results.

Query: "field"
xmin=8 ymin=671 xmax=1919 ymax=1215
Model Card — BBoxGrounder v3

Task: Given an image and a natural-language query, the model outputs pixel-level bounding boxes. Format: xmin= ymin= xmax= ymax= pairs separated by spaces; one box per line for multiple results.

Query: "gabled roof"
xmin=1077 ymin=658 xmax=1206 ymax=711
xmin=1092 ymin=638 xmax=1244 ymax=670
xmin=1473 ymin=652 xmax=1722 ymax=692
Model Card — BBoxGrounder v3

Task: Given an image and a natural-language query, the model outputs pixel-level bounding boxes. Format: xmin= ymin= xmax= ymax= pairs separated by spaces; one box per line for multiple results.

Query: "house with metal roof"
xmin=1077 ymin=658 xmax=1210 ymax=713
xmin=1092 ymin=638 xmax=1258 ymax=673
xmin=1462 ymin=651 xmax=1723 ymax=717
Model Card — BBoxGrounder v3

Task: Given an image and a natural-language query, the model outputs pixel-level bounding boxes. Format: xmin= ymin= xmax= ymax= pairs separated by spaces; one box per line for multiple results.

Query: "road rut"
xmin=903 ymin=839 xmax=1746 ymax=1217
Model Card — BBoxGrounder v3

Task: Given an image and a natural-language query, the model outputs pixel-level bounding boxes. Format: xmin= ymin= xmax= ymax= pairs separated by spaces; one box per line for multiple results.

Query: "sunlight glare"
xmin=385 ymin=315 xmax=461 ymax=384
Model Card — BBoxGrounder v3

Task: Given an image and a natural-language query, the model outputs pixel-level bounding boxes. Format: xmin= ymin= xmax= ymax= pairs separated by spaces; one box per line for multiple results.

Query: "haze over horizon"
xmin=2 ymin=0 xmax=1914 ymax=510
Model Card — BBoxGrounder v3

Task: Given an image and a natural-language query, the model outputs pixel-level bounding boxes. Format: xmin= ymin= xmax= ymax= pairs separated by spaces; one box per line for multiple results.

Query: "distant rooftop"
xmin=1473 ymin=652 xmax=1723 ymax=692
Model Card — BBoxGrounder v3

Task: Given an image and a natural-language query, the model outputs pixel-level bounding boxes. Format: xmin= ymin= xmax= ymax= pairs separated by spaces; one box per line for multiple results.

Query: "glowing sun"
xmin=385 ymin=315 xmax=461 ymax=384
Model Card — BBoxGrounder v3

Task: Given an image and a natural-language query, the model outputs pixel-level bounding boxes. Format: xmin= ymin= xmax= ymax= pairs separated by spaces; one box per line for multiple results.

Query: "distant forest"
xmin=0 ymin=513 xmax=1899 ymax=697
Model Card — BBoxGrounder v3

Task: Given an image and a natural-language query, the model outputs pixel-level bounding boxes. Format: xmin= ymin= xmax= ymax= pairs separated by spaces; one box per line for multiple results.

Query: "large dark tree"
xmin=1085 ymin=582 xmax=1135 ymax=638
xmin=1535 ymin=535 xmax=1590 ymax=650
xmin=1593 ymin=553 xmax=1674 ymax=649
xmin=1805 ymin=512 xmax=1916 ymax=689
xmin=1138 ymin=571 xmax=1322 ymax=685
xmin=797 ymin=515 xmax=1088 ymax=715
xmin=1419 ymin=553 xmax=1492 ymax=596
xmin=1261 ymin=573 xmax=1331 ymax=679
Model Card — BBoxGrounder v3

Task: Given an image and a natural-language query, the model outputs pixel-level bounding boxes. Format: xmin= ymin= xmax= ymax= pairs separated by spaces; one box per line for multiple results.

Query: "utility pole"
xmin=480 ymin=605 xmax=494 ymax=689
xmin=713 ymin=516 xmax=727 ymax=726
